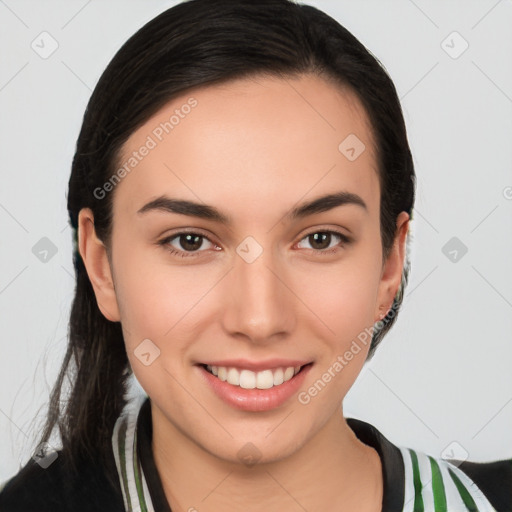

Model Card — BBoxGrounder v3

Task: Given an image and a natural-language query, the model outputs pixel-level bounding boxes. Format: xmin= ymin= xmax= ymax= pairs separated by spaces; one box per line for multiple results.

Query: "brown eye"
xmin=177 ymin=233 xmax=204 ymax=251
xmin=308 ymin=232 xmax=332 ymax=250
xmin=159 ymin=232 xmax=217 ymax=257
xmin=296 ymin=230 xmax=351 ymax=254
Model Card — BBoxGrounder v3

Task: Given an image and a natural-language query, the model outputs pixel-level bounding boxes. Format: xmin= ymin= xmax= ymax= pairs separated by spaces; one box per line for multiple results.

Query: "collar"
xmin=112 ymin=395 xmax=405 ymax=511
xmin=345 ymin=417 xmax=405 ymax=511
xmin=112 ymin=395 xmax=497 ymax=512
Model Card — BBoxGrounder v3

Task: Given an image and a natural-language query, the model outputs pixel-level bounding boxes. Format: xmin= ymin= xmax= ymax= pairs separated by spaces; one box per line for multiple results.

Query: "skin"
xmin=79 ymin=73 xmax=409 ymax=512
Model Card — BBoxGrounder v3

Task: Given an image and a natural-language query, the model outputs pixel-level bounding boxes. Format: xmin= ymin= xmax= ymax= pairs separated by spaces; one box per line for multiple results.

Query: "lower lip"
xmin=197 ymin=364 xmax=313 ymax=412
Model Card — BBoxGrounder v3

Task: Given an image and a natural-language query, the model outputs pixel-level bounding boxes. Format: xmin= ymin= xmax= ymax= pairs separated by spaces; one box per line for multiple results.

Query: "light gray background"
xmin=1 ymin=0 xmax=511 ymax=482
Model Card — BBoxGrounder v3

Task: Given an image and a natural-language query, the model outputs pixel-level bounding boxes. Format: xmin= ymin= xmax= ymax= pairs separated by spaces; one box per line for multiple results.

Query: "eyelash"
xmin=158 ymin=229 xmax=352 ymax=258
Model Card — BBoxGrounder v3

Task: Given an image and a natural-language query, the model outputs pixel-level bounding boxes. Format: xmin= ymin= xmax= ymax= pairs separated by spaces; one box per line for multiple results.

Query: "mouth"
xmin=199 ymin=362 xmax=313 ymax=390
xmin=197 ymin=361 xmax=314 ymax=411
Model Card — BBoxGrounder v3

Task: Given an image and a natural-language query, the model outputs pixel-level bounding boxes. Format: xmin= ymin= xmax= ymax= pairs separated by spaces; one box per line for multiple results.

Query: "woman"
xmin=1 ymin=0 xmax=510 ymax=510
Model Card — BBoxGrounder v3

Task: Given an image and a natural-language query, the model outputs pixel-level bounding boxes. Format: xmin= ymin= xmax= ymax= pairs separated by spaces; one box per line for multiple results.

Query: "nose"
xmin=221 ymin=241 xmax=296 ymax=344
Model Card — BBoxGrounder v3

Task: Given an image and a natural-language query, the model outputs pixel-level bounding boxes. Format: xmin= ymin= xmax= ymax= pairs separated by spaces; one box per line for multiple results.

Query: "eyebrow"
xmin=136 ymin=191 xmax=367 ymax=224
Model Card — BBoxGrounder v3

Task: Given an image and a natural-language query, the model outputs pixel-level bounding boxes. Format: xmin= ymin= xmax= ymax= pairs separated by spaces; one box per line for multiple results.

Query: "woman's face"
xmin=81 ymin=73 xmax=408 ymax=463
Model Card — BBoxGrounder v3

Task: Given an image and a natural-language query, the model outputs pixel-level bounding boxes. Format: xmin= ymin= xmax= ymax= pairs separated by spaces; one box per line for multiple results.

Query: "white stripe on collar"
xmin=398 ymin=446 xmax=497 ymax=512
xmin=112 ymin=393 xmax=154 ymax=512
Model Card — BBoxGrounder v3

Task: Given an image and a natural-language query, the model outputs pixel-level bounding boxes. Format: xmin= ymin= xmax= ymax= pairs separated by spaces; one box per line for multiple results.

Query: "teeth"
xmin=227 ymin=367 xmax=240 ymax=386
xmin=240 ymin=369 xmax=256 ymax=389
xmin=255 ymin=369 xmax=274 ymax=389
xmin=273 ymin=368 xmax=284 ymax=386
xmin=204 ymin=364 xmax=303 ymax=389
xmin=283 ymin=367 xmax=294 ymax=381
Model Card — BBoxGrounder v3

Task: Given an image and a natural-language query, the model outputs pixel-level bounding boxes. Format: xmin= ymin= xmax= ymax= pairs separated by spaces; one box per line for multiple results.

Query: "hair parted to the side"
xmin=40 ymin=0 xmax=415 ymax=473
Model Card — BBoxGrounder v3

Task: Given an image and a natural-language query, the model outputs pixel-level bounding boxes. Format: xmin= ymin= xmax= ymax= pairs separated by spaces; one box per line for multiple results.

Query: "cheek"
xmin=112 ymin=243 xmax=222 ymax=348
xmin=111 ymin=242 xmax=172 ymax=336
xmin=116 ymin=268 xmax=197 ymax=339
xmin=293 ymin=265 xmax=379 ymax=410
xmin=294 ymin=255 xmax=382 ymax=342
xmin=113 ymin=256 xmax=206 ymax=397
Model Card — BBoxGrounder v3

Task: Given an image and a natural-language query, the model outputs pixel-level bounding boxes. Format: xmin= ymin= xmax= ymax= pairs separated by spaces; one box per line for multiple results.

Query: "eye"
xmin=159 ymin=231 xmax=218 ymax=258
xmin=158 ymin=229 xmax=351 ymax=259
xmin=296 ymin=230 xmax=351 ymax=255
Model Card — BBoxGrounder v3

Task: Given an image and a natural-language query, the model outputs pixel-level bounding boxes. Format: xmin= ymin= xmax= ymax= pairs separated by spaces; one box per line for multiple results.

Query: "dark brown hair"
xmin=40 ymin=0 xmax=415 ymax=472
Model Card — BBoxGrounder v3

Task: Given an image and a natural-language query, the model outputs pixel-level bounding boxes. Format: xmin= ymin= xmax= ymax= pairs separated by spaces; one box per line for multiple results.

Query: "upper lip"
xmin=199 ymin=358 xmax=313 ymax=372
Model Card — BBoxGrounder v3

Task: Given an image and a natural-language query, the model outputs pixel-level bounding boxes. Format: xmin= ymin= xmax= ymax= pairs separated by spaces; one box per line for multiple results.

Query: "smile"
xmin=197 ymin=360 xmax=314 ymax=411
xmin=204 ymin=364 xmax=302 ymax=389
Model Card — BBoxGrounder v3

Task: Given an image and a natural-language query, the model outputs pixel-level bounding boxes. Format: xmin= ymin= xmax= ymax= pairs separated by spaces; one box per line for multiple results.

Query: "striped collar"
xmin=112 ymin=395 xmax=497 ymax=512
xmin=396 ymin=445 xmax=497 ymax=511
xmin=112 ymin=394 xmax=154 ymax=512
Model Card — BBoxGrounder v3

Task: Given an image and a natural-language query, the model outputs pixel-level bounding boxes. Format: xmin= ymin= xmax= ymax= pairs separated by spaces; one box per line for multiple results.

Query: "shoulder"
xmin=399 ymin=445 xmax=512 ymax=512
xmin=456 ymin=457 xmax=512 ymax=512
xmin=0 ymin=448 xmax=125 ymax=512
xmin=346 ymin=417 xmax=511 ymax=512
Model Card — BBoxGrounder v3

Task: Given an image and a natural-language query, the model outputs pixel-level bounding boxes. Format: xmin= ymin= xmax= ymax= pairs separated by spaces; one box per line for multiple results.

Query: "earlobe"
xmin=77 ymin=208 xmax=121 ymax=322
xmin=374 ymin=211 xmax=410 ymax=322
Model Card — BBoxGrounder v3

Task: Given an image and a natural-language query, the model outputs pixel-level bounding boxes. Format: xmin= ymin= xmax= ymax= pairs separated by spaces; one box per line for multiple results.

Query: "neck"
xmin=151 ymin=404 xmax=383 ymax=512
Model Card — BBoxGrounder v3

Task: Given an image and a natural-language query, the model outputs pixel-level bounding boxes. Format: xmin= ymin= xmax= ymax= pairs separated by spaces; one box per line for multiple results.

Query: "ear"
xmin=78 ymin=208 xmax=121 ymax=322
xmin=374 ymin=211 xmax=410 ymax=322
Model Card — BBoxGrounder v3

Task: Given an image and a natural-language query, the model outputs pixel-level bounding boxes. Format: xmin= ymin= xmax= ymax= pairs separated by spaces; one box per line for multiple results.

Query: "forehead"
xmin=113 ymin=73 xmax=379 ymax=223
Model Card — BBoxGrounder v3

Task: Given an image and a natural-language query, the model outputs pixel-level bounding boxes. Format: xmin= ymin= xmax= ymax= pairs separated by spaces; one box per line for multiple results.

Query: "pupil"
xmin=310 ymin=232 xmax=330 ymax=250
xmin=180 ymin=234 xmax=202 ymax=251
